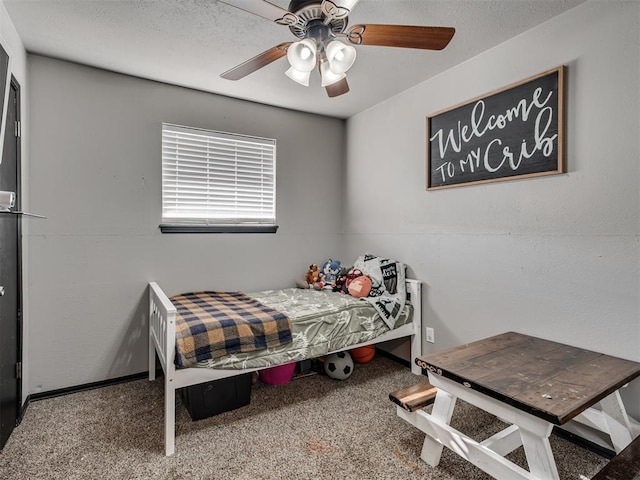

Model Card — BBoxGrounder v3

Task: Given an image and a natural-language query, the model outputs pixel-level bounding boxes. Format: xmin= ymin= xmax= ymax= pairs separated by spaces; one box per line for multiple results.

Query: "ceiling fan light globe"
xmin=325 ymin=41 xmax=356 ymax=74
xmin=320 ymin=60 xmax=346 ymax=87
xmin=285 ymin=66 xmax=311 ymax=86
xmin=300 ymin=47 xmax=312 ymax=60
xmin=287 ymin=38 xmax=317 ymax=72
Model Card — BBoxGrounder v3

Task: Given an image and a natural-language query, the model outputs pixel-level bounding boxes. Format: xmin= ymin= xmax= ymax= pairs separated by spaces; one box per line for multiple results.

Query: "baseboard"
xmin=553 ymin=426 xmax=615 ymax=459
xmin=29 ymin=371 xmax=157 ymax=402
xmin=17 ymin=395 xmax=30 ymax=426
xmin=28 ymin=353 xmax=410 ymax=402
xmin=27 ymin=355 xmax=408 ymax=402
xmin=376 ymin=348 xmax=411 ymax=368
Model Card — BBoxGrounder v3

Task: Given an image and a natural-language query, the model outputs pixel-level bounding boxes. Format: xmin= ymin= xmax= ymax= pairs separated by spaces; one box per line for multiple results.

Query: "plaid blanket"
xmin=171 ymin=291 xmax=293 ymax=368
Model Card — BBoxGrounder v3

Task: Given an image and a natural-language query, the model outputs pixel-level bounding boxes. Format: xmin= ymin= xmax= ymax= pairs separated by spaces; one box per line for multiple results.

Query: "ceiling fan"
xmin=219 ymin=0 xmax=455 ymax=97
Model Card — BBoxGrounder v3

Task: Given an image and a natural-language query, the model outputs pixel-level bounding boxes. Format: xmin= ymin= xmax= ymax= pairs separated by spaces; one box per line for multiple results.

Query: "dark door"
xmin=0 ymin=77 xmax=21 ymax=450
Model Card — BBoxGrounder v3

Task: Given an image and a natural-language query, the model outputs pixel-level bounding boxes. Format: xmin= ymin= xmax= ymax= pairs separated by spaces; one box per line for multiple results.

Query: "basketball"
xmin=351 ymin=345 xmax=375 ymax=364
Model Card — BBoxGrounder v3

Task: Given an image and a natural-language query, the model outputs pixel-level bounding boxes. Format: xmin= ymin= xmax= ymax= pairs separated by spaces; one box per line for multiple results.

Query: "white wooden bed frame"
xmin=148 ymin=279 xmax=423 ymax=456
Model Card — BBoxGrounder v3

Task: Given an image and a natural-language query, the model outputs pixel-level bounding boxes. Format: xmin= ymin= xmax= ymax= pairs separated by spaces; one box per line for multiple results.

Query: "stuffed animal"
xmin=348 ymin=275 xmax=372 ymax=297
xmin=321 ymin=259 xmax=341 ymax=288
xmin=332 ymin=267 xmax=350 ymax=293
xmin=305 ymin=264 xmax=321 ymax=286
xmin=333 ymin=267 xmax=366 ymax=294
xmin=344 ymin=268 xmax=364 ymax=294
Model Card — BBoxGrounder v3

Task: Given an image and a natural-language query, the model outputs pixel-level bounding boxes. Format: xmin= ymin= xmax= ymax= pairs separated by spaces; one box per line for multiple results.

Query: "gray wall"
xmin=345 ymin=0 xmax=639 ymax=416
xmin=26 ymin=56 xmax=345 ymax=393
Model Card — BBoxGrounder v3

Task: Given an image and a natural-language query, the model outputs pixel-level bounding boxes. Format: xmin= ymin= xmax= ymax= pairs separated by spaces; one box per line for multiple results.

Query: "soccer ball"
xmin=324 ymin=351 xmax=354 ymax=380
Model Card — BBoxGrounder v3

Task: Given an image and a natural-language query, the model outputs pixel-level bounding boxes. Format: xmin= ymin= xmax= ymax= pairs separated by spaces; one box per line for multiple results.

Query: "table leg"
xmin=424 ymin=374 xmax=564 ymax=479
xmin=420 ymin=388 xmax=457 ymax=466
xmin=520 ymin=425 xmax=559 ymax=480
xmin=600 ymin=390 xmax=634 ymax=453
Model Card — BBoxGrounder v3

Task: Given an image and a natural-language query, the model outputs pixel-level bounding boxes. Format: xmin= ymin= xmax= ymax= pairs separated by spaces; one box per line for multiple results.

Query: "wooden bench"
xmin=389 ymin=382 xmax=438 ymax=412
xmin=592 ymin=435 xmax=640 ymax=480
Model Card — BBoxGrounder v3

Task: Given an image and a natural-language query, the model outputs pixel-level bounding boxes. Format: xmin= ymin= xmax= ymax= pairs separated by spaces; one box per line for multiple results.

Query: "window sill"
xmin=159 ymin=224 xmax=279 ymax=234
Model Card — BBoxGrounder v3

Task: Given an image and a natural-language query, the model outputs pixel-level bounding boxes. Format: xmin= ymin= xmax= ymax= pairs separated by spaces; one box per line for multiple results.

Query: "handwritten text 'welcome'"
xmin=430 ymin=87 xmax=557 ymax=183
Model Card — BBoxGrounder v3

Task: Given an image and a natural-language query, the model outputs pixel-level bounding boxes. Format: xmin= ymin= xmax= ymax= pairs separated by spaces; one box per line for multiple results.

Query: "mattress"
xmin=193 ymin=287 xmax=412 ymax=369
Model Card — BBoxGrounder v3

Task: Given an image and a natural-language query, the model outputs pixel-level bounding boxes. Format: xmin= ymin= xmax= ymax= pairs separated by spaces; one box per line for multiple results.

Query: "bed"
xmin=148 ymin=278 xmax=423 ymax=456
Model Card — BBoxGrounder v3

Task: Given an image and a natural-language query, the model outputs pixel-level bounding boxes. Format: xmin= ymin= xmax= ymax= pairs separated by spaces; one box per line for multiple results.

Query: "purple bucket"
xmin=259 ymin=362 xmax=296 ymax=385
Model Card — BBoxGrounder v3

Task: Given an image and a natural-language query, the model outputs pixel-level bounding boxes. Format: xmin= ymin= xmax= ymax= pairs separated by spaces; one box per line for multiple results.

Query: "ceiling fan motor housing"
xmin=287 ymin=1 xmax=347 ymax=39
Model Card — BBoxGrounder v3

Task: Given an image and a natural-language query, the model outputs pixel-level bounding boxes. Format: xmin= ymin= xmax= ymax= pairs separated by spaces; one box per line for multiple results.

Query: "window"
xmin=160 ymin=123 xmax=277 ymax=233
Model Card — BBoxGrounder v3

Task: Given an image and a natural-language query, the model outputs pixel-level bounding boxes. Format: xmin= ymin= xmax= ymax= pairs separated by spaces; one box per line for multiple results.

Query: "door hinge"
xmin=16 ymin=362 xmax=22 ymax=379
xmin=15 ymin=120 xmax=20 ymax=138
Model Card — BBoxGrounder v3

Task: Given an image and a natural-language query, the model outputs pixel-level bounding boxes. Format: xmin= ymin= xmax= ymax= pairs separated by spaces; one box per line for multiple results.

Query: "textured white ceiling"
xmin=4 ymin=0 xmax=585 ymax=118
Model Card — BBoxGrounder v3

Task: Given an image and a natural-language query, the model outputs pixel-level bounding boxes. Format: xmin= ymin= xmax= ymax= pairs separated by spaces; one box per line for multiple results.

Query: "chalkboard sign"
xmin=426 ymin=66 xmax=565 ymax=190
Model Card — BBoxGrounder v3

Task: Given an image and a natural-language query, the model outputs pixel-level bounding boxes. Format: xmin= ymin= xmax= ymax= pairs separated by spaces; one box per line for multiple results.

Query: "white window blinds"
xmin=162 ymin=124 xmax=276 ymax=226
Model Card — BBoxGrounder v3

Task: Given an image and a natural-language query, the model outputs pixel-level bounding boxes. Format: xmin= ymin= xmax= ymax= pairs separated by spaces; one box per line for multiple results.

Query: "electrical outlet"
xmin=426 ymin=327 xmax=435 ymax=343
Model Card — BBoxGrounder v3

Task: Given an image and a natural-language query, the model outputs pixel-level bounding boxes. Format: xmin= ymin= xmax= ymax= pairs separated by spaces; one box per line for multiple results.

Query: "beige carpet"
xmin=0 ymin=356 xmax=607 ymax=479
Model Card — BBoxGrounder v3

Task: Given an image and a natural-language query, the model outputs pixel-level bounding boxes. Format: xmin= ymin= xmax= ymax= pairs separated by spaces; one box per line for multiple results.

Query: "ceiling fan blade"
xmin=218 ymin=0 xmax=300 ymax=26
xmin=221 ymin=43 xmax=291 ymax=81
xmin=325 ymin=77 xmax=349 ymax=98
xmin=346 ymin=24 xmax=455 ymax=50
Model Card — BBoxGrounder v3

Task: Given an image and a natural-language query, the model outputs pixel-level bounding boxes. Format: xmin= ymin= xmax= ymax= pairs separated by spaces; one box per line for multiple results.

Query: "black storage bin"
xmin=180 ymin=373 xmax=252 ymax=421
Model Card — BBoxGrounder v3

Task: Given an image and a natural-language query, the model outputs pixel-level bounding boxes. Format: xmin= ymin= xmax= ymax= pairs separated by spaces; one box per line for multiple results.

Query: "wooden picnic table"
xmin=402 ymin=332 xmax=640 ymax=479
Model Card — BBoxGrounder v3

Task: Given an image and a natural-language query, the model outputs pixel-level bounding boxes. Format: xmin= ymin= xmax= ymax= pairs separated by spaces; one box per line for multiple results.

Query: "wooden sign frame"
xmin=426 ymin=66 xmax=565 ymax=190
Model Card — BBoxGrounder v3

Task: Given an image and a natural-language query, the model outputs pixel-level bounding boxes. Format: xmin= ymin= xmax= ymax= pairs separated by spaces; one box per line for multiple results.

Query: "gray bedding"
xmin=194 ymin=287 xmax=412 ymax=370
